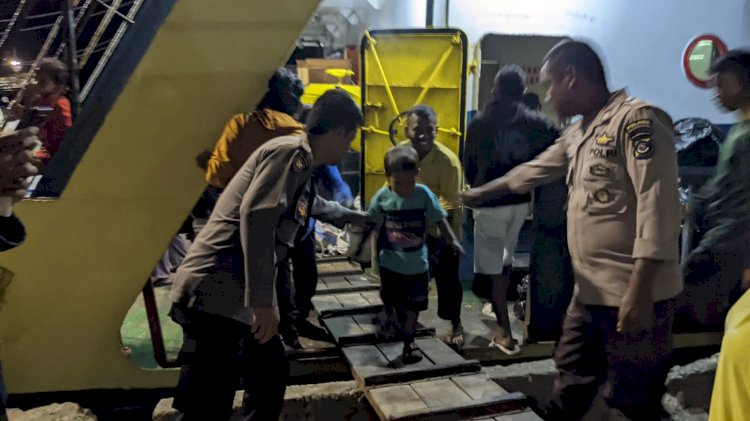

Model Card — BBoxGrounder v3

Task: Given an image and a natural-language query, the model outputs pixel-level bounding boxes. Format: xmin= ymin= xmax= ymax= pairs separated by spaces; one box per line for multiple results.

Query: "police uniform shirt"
xmin=499 ymin=90 xmax=683 ymax=307
xmin=170 ymin=134 xmax=315 ymax=325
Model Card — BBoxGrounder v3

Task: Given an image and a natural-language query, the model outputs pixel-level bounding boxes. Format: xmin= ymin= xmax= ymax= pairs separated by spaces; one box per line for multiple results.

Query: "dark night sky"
xmin=0 ymin=0 xmax=123 ymax=82
xmin=1 ymin=1 xmax=63 ymax=63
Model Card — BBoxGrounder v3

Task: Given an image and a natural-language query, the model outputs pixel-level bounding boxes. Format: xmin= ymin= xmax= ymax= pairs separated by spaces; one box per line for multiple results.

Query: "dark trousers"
xmin=678 ymin=244 xmax=745 ymax=332
xmin=548 ymin=298 xmax=675 ymax=421
xmin=290 ymin=233 xmax=318 ymax=319
xmin=379 ymin=267 xmax=429 ymax=345
xmin=427 ymin=236 xmax=462 ymax=322
xmin=276 ymin=260 xmax=299 ymax=344
xmin=277 ymin=233 xmax=318 ymax=344
xmin=173 ymin=310 xmax=289 ymax=421
xmin=527 ymin=223 xmax=573 ymax=341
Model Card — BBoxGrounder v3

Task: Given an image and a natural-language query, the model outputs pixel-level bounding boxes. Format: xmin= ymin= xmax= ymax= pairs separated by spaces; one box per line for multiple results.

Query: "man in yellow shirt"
xmin=399 ymin=104 xmax=465 ymax=346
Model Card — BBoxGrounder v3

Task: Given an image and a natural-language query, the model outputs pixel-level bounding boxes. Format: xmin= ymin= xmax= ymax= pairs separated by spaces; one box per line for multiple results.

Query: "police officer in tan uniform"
xmin=169 ymin=90 xmax=367 ymax=420
xmin=463 ymin=41 xmax=682 ymax=420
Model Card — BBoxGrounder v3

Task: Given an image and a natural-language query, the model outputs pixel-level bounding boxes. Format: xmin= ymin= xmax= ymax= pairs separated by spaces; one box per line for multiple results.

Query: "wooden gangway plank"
xmin=311 ymin=263 xmax=537 ymax=420
xmin=366 ymin=373 xmax=527 ymax=420
xmin=312 ymin=290 xmax=383 ymax=318
xmin=322 ymin=312 xmax=434 ymax=346
xmin=317 ymin=259 xmax=363 ymax=277
xmin=316 ymin=273 xmax=380 ymax=295
xmin=343 ymin=338 xmax=481 ymax=388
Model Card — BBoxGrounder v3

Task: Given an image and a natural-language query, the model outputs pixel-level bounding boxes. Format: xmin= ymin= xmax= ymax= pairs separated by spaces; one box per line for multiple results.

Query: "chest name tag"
xmin=590 ymin=148 xmax=618 ymax=158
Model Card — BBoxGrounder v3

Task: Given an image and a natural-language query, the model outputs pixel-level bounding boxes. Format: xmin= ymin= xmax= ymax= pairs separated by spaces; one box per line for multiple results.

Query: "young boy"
xmin=368 ymin=145 xmax=464 ymax=364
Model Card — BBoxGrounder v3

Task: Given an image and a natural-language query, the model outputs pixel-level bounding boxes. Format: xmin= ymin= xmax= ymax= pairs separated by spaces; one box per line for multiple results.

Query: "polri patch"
xmin=594 ymin=189 xmax=613 ymax=204
xmin=292 ymin=152 xmax=308 ymax=173
xmin=633 ymin=139 xmax=654 ymax=160
xmin=626 ymin=119 xmax=655 ymax=159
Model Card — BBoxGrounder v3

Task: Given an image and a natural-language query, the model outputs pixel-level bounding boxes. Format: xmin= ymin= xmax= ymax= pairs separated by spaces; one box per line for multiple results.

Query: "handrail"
xmin=0 ymin=3 xmax=87 ymax=24
xmin=361 ymin=125 xmax=390 ymax=136
xmin=78 ymin=0 xmax=124 ymax=68
xmin=61 ymin=0 xmax=82 ymax=117
xmin=93 ymin=0 xmax=135 ymax=24
xmin=19 ymin=22 xmax=59 ymax=32
xmin=437 ymin=126 xmax=461 ymax=137
xmin=141 ymin=280 xmax=179 ymax=368
xmin=54 ymin=0 xmax=95 ymax=58
xmin=80 ymin=0 xmax=144 ymax=101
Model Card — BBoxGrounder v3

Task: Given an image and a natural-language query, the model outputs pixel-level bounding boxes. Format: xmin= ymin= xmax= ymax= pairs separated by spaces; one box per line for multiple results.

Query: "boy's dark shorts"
xmin=379 ymin=266 xmax=429 ymax=312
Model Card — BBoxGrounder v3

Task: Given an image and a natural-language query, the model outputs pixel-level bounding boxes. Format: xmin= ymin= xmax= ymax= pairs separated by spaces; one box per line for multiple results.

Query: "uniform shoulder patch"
xmin=594 ymin=189 xmax=613 ymax=203
xmin=625 ymin=119 xmax=652 ymax=138
xmin=291 ymin=151 xmax=309 ymax=173
xmin=625 ymin=118 xmax=654 ymax=160
xmin=633 ymin=140 xmax=654 ymax=160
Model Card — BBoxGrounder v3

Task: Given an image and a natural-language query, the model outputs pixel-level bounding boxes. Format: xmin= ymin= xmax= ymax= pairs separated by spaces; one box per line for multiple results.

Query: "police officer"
xmin=169 ymin=90 xmax=367 ymax=420
xmin=462 ymin=41 xmax=682 ymax=420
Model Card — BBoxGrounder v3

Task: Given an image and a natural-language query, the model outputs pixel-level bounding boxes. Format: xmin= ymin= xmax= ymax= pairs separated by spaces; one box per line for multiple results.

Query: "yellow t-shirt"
xmin=397 ymin=140 xmax=465 ymax=238
xmin=709 ymin=289 xmax=750 ymax=421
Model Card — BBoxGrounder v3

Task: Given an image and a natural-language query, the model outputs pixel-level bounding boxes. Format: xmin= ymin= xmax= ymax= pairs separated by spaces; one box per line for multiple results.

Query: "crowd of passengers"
xmin=0 ymin=40 xmax=749 ymax=421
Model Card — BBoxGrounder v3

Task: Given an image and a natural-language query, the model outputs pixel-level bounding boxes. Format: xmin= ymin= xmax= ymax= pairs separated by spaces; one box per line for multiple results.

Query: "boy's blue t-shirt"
xmin=368 ymin=183 xmax=447 ymax=275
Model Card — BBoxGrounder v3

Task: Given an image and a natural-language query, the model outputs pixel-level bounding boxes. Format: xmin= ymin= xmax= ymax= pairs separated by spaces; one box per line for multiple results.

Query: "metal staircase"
xmin=0 ymin=0 xmax=144 ymax=111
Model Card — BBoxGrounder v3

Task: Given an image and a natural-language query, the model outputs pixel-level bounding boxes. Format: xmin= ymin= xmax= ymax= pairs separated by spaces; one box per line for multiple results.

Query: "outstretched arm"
xmin=461 ymin=137 xmax=568 ymax=208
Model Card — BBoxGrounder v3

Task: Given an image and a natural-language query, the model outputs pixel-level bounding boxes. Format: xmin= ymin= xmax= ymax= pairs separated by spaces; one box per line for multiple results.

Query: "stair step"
xmin=366 ymin=373 xmax=527 ymax=420
xmin=322 ymin=312 xmax=434 ymax=346
xmin=316 ymin=274 xmax=380 ymax=295
xmin=343 ymin=338 xmax=480 ymax=388
xmin=312 ymin=290 xmax=383 ymax=318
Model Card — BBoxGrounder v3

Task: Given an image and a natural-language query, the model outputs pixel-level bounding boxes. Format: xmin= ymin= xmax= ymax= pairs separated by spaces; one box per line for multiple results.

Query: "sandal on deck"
xmin=489 ymin=338 xmax=521 ymax=356
xmin=444 ymin=324 xmax=465 ymax=348
xmin=402 ymin=343 xmax=423 ymax=365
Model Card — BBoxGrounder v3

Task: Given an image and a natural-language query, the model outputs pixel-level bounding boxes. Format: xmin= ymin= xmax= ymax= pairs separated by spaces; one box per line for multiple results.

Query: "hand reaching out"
xmin=0 ymin=128 xmax=40 ymax=202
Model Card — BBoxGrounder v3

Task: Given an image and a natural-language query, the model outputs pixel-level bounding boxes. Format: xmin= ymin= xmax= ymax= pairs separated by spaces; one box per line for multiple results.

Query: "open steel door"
xmin=359 ymin=28 xmax=468 ymax=206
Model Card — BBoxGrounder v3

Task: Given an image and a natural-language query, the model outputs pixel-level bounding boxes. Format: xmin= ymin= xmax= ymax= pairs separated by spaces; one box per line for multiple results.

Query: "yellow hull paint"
xmin=0 ymin=0 xmax=320 ymax=394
